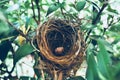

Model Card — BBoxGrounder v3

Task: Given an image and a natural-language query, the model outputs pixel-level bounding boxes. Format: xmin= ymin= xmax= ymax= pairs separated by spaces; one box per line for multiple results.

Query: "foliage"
xmin=0 ymin=0 xmax=120 ymax=80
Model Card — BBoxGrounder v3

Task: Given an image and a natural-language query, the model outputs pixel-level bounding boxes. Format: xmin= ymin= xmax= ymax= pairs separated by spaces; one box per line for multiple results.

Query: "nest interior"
xmin=37 ymin=19 xmax=85 ymax=77
xmin=46 ymin=21 xmax=77 ymax=56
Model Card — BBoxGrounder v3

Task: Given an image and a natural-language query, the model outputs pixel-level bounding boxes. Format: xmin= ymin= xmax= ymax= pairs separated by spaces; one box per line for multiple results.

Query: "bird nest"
xmin=37 ymin=19 xmax=85 ymax=79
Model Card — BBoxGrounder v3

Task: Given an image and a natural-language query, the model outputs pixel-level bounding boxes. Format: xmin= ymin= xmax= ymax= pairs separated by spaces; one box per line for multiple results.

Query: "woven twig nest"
xmin=37 ymin=19 xmax=85 ymax=79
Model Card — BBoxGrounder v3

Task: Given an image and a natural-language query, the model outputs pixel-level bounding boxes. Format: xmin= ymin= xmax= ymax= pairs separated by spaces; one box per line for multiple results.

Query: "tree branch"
xmin=85 ymin=2 xmax=108 ymax=42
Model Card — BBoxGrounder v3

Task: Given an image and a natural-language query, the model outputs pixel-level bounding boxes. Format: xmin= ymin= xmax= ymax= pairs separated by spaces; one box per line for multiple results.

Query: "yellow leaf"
xmin=18 ymin=35 xmax=26 ymax=45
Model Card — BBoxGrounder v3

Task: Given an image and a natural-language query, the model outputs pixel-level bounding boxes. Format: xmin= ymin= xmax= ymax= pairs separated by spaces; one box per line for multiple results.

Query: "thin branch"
xmin=92 ymin=3 xmax=108 ymax=25
xmin=85 ymin=3 xmax=108 ymax=42
xmin=8 ymin=41 xmax=16 ymax=74
xmin=103 ymin=16 xmax=120 ymax=35
xmin=57 ymin=0 xmax=66 ymax=18
xmin=108 ymin=17 xmax=120 ymax=26
xmin=7 ymin=20 xmax=30 ymax=41
xmin=103 ymin=16 xmax=113 ymax=35
xmin=35 ymin=0 xmax=41 ymax=24
xmin=31 ymin=0 xmax=39 ymax=25
xmin=60 ymin=7 xmax=65 ymax=18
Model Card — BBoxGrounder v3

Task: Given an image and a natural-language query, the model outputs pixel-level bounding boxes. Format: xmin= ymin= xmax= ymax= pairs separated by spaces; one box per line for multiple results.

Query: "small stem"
xmin=103 ymin=16 xmax=113 ymax=35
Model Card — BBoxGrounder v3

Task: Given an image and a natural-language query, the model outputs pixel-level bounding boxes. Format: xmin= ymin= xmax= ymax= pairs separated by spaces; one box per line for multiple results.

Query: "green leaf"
xmin=97 ymin=50 xmax=109 ymax=79
xmin=107 ymin=14 xmax=113 ymax=22
xmin=0 ymin=10 xmax=6 ymax=21
xmin=86 ymin=53 xmax=100 ymax=80
xmin=59 ymin=2 xmax=66 ymax=9
xmin=0 ymin=27 xmax=19 ymax=41
xmin=0 ymin=20 xmax=9 ymax=34
xmin=0 ymin=0 xmax=9 ymax=5
xmin=107 ymin=5 xmax=118 ymax=14
xmin=25 ymin=17 xmax=30 ymax=29
xmin=96 ymin=39 xmax=113 ymax=80
xmin=67 ymin=76 xmax=85 ymax=80
xmin=0 ymin=4 xmax=7 ymax=11
xmin=14 ymin=43 xmax=35 ymax=65
xmin=99 ymin=0 xmax=104 ymax=3
xmin=46 ymin=2 xmax=60 ymax=16
xmin=110 ymin=23 xmax=120 ymax=33
xmin=0 ymin=11 xmax=9 ymax=35
xmin=0 ymin=11 xmax=18 ymax=41
xmin=97 ymin=39 xmax=112 ymax=65
xmin=112 ymin=62 xmax=120 ymax=80
xmin=0 ymin=40 xmax=12 ymax=61
xmin=101 ymin=40 xmax=114 ymax=53
xmin=86 ymin=45 xmax=100 ymax=80
xmin=69 ymin=3 xmax=75 ymax=8
xmin=112 ymin=38 xmax=120 ymax=44
xmin=75 ymin=1 xmax=86 ymax=11
xmin=90 ymin=36 xmax=114 ymax=53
